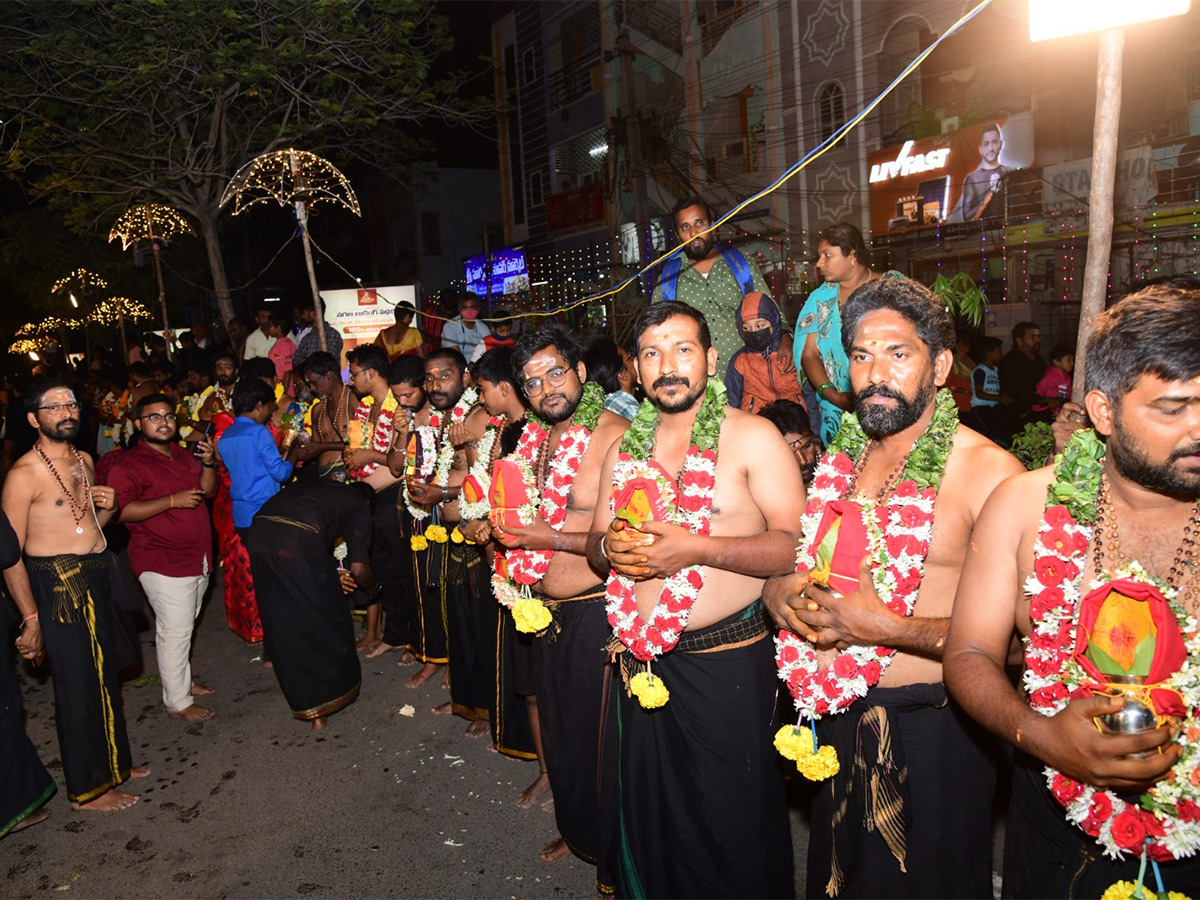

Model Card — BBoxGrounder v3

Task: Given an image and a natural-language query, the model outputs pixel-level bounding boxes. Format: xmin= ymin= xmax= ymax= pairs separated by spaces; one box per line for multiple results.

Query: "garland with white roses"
xmin=492 ymin=382 xmax=605 ymax=632
xmin=773 ymin=388 xmax=956 ymax=777
xmin=402 ymin=417 xmax=438 ymax=520
xmin=605 ymin=380 xmax=725 ymax=708
xmin=430 ymin=387 xmax=478 ymax=489
xmin=1024 ymin=428 xmax=1200 ymax=863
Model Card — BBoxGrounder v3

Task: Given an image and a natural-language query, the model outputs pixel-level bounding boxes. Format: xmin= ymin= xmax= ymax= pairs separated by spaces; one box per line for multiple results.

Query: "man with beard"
xmin=765 ymin=276 xmax=1022 ymax=898
xmin=2 ymin=379 xmax=149 ymax=812
xmin=198 ymin=350 xmax=237 ymax=421
xmin=298 ymin=352 xmax=352 ymax=480
xmin=406 ymin=348 xmax=493 ymax=737
xmin=944 ymin=285 xmax=1200 ymax=898
xmin=588 ymin=301 xmax=805 ymax=897
xmin=343 ymin=345 xmax=401 ymax=653
xmin=489 ymin=326 xmax=629 ymax=873
xmin=652 ymin=195 xmax=773 ymax=369
xmin=104 ymin=394 xmax=218 ymax=721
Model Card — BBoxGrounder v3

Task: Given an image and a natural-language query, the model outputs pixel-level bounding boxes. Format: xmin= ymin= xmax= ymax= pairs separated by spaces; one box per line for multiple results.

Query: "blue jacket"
xmin=219 ymin=417 xmax=293 ymax=528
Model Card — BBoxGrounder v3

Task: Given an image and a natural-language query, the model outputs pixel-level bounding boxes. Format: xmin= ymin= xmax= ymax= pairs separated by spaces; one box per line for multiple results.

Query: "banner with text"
xmin=321 ymin=285 xmax=418 ymax=368
xmin=1041 ymin=146 xmax=1158 ymax=234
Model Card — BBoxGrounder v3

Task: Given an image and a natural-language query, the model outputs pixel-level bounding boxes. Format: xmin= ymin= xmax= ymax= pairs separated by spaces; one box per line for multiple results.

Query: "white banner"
xmin=1042 ymin=146 xmax=1158 ymax=234
xmin=320 ymin=285 xmax=417 ymax=366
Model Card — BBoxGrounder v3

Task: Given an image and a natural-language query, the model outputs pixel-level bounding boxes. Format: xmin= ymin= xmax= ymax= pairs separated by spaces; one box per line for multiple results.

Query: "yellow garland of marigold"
xmin=512 ymin=596 xmax=553 ymax=634
xmin=630 ymin=671 xmax=670 ymax=709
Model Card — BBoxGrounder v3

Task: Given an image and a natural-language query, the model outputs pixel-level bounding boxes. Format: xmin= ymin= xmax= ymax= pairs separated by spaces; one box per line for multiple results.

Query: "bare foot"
xmin=11 ymin=808 xmax=51 ymax=832
xmin=129 ymin=766 xmax=151 ymax=780
xmin=168 ymin=704 xmax=214 ymax=721
xmin=72 ymin=788 xmax=139 ymax=812
xmin=541 ymin=793 xmax=555 ymax=814
xmin=311 ymin=716 xmax=326 ymax=731
xmin=396 ymin=650 xmax=417 ymax=666
xmin=431 ymin=701 xmax=453 ymax=716
xmin=355 ymin=635 xmax=381 ymax=652
xmin=516 ymin=771 xmax=551 ymax=809
xmin=405 ymin=663 xmax=441 ymax=689
xmin=190 ymin=683 xmax=215 ymax=697
xmin=539 ymin=837 xmax=571 ymax=862
xmin=364 ymin=641 xmax=395 ymax=660
xmin=439 ymin=672 xmax=450 ymax=690
xmin=464 ymin=719 xmax=490 ymax=739
xmin=262 ymin=661 xmax=274 ymax=670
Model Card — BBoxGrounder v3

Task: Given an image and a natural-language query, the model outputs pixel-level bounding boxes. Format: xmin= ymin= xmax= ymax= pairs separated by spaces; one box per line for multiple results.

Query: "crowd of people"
xmin=2 ymin=208 xmax=1200 ymax=900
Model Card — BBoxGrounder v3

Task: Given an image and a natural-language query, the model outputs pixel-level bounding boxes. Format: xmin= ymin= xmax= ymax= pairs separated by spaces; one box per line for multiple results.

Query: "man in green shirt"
xmin=651 ymin=196 xmax=780 ymax=371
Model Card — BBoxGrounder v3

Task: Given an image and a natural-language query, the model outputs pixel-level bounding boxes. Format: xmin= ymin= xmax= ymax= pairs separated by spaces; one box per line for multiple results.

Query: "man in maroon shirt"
xmin=104 ymin=393 xmax=219 ymax=721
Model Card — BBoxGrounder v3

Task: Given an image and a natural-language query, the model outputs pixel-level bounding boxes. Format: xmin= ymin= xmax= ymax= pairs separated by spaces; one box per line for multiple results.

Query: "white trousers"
xmin=138 ymin=571 xmax=210 ymax=712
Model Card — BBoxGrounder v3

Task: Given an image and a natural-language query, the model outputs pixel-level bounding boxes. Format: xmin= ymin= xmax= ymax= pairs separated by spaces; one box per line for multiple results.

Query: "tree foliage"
xmin=0 ymin=0 xmax=488 ymax=324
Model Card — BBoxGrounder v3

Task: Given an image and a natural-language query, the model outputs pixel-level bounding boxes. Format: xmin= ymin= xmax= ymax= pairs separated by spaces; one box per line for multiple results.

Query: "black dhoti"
xmin=808 ymin=683 xmax=996 ymax=899
xmin=25 ymin=553 xmax=133 ymax=804
xmin=0 ymin=644 xmax=56 ymax=837
xmin=492 ymin=601 xmax=536 ymax=760
xmin=1003 ymin=752 xmax=1200 ymax=899
xmin=614 ymin=600 xmax=793 ymax=899
xmin=533 ymin=586 xmax=617 ymax=889
xmin=444 ymin=541 xmax=492 ymax=721
xmin=408 ymin=523 xmax=448 ymax=664
xmin=246 ymin=518 xmax=361 ymax=720
xmin=372 ymin=482 xmax=413 ymax=649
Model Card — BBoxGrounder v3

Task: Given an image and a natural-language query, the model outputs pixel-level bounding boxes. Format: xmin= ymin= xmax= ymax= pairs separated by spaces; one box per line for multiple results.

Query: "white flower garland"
xmin=430 ymin=387 xmax=477 ymax=489
xmin=457 ymin=415 xmax=504 ymax=521
xmin=403 ymin=421 xmax=438 ymax=520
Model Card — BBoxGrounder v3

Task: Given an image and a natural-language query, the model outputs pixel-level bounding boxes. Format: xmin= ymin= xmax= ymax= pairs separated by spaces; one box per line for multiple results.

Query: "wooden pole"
xmin=290 ymin=149 xmax=328 ymax=354
xmin=1072 ymin=28 xmax=1124 ymax=404
xmin=150 ymin=224 xmax=173 ymax=361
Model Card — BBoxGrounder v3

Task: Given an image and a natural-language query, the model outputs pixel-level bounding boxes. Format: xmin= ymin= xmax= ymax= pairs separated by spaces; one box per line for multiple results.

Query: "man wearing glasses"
xmin=104 ymin=394 xmax=219 ymax=721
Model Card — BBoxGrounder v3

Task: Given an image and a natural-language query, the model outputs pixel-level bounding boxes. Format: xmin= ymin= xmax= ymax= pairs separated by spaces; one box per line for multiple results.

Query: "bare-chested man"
xmin=764 ymin=276 xmax=1022 ymax=898
xmin=406 ymin=348 xmax=494 ymax=738
xmin=384 ymin=354 xmax=443 ymax=687
xmin=343 ymin=345 xmax=402 ymax=652
xmin=486 ymin=325 xmax=629 ymax=872
xmin=587 ymin=301 xmax=805 ymax=898
xmin=298 ymin=351 xmax=353 ymax=480
xmin=2 ymin=378 xmax=149 ymax=812
xmin=945 ymin=285 xmax=1200 ymax=898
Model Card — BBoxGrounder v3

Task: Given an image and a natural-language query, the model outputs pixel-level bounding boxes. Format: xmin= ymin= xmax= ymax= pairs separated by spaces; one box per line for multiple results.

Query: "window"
xmin=521 ymin=47 xmax=537 ymax=87
xmin=817 ymin=82 xmax=846 ymax=141
xmin=527 ymin=169 xmax=545 ymax=208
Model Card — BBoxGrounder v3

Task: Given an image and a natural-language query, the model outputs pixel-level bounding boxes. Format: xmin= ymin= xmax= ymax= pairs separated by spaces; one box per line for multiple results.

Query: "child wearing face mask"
xmin=725 ymin=291 xmax=806 ymax=413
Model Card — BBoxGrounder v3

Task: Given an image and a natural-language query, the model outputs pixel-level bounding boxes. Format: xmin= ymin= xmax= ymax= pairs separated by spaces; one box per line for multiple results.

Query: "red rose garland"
xmin=1024 ymin=430 xmax=1200 ymax=863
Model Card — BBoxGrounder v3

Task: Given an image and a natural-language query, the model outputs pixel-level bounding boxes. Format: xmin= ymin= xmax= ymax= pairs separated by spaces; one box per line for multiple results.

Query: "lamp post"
xmin=1028 ymin=0 xmax=1192 ymax=400
xmin=221 ymin=148 xmax=361 ymax=354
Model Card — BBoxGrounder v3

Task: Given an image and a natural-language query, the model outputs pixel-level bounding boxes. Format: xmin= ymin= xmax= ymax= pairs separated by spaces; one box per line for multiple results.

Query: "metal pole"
xmin=1072 ymin=28 xmax=1124 ymax=404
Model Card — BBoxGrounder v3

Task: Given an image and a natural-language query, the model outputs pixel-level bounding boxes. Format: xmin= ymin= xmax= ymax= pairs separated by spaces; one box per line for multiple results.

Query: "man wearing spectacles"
xmin=103 ymin=394 xmax=219 ymax=722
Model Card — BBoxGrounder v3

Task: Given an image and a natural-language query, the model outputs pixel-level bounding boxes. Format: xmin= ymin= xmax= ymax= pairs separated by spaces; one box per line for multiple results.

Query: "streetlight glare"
xmin=1028 ymin=0 xmax=1190 ymax=41
xmin=69 ymin=292 xmax=78 ymax=308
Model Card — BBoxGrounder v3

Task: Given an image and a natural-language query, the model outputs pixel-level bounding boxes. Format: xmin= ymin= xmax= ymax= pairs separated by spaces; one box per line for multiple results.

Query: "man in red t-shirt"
xmin=104 ymin=393 xmax=219 ymax=721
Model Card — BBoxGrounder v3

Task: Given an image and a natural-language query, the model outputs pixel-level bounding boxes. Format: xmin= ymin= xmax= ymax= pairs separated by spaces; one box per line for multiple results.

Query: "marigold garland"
xmin=605 ymin=381 xmax=726 ymax=708
xmin=774 ymin=389 xmax=957 ymax=776
xmin=1025 ymin=428 xmax=1200 ymax=864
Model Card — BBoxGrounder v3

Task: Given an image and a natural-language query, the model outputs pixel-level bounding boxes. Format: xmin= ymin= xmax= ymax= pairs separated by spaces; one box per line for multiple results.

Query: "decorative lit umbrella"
xmin=109 ymin=204 xmax=194 ymax=360
xmin=10 ymin=317 xmax=81 ymax=362
xmin=87 ymin=296 xmax=152 ymax=327
xmin=220 ymin=149 xmax=361 ymax=353
xmin=52 ymin=268 xmax=108 ymax=362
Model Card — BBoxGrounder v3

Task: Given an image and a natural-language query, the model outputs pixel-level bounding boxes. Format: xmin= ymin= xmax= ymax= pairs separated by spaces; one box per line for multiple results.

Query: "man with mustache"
xmin=490 ymin=324 xmax=630 ymax=873
xmin=945 ymin=285 xmax=1200 ymax=898
xmin=765 ymin=276 xmax=1022 ymax=898
xmin=2 ymin=378 xmax=150 ymax=812
xmin=652 ymin=195 xmax=775 ymax=372
xmin=588 ymin=301 xmax=806 ymax=897
xmin=406 ymin=349 xmax=495 ymax=736
xmin=103 ymin=394 xmax=218 ymax=722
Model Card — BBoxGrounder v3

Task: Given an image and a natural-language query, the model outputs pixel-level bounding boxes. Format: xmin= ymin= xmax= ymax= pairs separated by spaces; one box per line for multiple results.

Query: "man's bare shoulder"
xmin=720 ymin=405 xmax=783 ymax=446
xmin=592 ymin=410 xmax=630 ymax=446
xmin=948 ymin=425 xmax=1025 ymax=484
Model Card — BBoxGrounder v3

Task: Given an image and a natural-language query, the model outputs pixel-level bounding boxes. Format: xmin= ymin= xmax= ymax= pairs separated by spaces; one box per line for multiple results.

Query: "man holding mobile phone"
xmin=103 ymin=393 xmax=220 ymax=721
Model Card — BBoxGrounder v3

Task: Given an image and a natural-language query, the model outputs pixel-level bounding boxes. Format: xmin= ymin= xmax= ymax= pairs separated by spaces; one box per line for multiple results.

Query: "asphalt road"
xmin=4 ymin=567 xmax=816 ymax=898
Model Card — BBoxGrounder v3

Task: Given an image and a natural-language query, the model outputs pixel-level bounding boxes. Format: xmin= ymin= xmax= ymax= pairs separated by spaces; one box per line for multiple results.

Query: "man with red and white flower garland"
xmin=488 ymin=324 xmax=630 ymax=875
xmin=586 ymin=301 xmax=805 ymax=898
xmin=764 ymin=275 xmax=1021 ymax=898
xmin=945 ymin=284 xmax=1200 ymax=898
xmin=406 ymin=348 xmax=495 ymax=738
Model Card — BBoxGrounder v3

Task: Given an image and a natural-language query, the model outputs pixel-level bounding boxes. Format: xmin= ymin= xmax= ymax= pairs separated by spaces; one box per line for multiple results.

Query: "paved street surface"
xmin=5 ymin=566 xmax=814 ymax=898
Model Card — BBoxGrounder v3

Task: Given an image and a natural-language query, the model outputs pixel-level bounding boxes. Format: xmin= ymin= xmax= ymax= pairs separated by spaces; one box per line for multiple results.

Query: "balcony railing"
xmin=547 ymin=64 xmax=595 ymax=110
